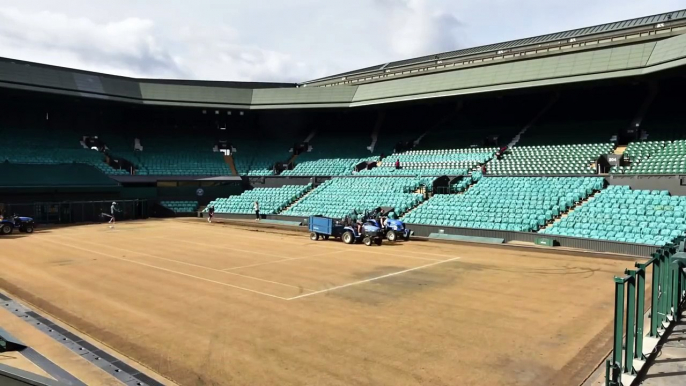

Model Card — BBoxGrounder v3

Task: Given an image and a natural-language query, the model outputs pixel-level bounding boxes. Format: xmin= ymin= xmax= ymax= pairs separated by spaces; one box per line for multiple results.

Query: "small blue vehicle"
xmin=365 ymin=218 xmax=411 ymax=242
xmin=0 ymin=215 xmax=35 ymax=235
xmin=309 ymin=216 xmax=382 ymax=246
xmin=364 ymin=207 xmax=411 ymax=242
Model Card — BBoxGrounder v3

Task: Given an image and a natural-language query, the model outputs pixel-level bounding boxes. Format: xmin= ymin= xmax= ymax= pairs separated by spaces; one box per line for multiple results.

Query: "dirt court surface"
xmin=0 ymin=219 xmax=640 ymax=386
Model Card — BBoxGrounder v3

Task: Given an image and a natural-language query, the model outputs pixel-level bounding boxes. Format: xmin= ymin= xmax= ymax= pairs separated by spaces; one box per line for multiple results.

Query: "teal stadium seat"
xmin=358 ymin=148 xmax=493 ymax=177
xmin=207 ymin=184 xmax=313 ymax=215
xmin=489 ymin=144 xmax=614 ymax=175
xmin=281 ymin=177 xmax=430 ymax=218
xmin=0 ymin=128 xmax=129 ymax=175
xmin=541 ymin=185 xmax=686 ymax=246
xmin=612 ymin=140 xmax=686 ymax=175
xmin=402 ymin=177 xmax=603 ymax=231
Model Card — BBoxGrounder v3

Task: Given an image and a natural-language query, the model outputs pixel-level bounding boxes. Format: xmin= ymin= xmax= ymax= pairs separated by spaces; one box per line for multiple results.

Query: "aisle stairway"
xmin=540 ymin=190 xmax=601 ymax=231
xmin=225 ymin=155 xmax=238 ymax=176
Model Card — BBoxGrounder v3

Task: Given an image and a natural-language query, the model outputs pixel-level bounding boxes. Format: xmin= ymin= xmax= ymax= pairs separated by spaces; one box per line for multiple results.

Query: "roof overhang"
xmin=0 ymin=15 xmax=685 ymax=110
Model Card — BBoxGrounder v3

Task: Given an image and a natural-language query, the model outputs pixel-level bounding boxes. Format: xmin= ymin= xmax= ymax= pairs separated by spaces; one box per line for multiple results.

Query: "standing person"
xmin=109 ymin=202 xmax=119 ymax=228
xmin=349 ymin=209 xmax=358 ymax=227
xmin=254 ymin=201 xmax=260 ymax=221
xmin=395 ymin=159 xmax=400 ymax=169
xmin=207 ymin=206 xmax=215 ymax=223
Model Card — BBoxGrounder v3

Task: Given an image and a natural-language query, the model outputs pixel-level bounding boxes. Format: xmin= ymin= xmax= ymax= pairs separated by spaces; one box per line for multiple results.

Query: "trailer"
xmin=308 ymin=216 xmax=382 ymax=246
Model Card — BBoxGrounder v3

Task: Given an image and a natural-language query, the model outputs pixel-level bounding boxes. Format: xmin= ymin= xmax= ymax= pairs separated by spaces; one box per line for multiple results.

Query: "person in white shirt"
xmin=108 ymin=202 xmax=119 ymax=228
xmin=254 ymin=201 xmax=260 ymax=221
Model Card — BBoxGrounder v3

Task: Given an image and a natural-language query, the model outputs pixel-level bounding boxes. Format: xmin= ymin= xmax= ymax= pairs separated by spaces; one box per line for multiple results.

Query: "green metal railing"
xmin=606 ymin=238 xmax=686 ymax=386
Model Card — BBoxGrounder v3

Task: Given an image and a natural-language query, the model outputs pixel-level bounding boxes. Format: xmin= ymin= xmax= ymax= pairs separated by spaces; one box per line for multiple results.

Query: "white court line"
xmin=168 ymin=224 xmax=447 ymax=262
xmin=169 ymin=238 xmax=288 ymax=261
xmin=51 ymin=235 xmax=315 ymax=292
xmin=287 ymin=257 xmax=462 ymax=300
xmin=43 ymin=238 xmax=289 ymax=300
xmin=221 ymin=250 xmax=346 ymax=271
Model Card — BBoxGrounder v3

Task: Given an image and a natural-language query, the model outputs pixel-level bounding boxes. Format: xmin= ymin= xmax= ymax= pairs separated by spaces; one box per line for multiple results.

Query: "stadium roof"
xmin=0 ymin=9 xmax=686 ymax=109
xmin=306 ymin=8 xmax=686 ymax=85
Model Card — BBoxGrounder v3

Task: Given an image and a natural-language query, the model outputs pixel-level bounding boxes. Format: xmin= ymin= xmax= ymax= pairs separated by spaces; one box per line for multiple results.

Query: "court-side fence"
xmin=606 ymin=237 xmax=686 ymax=386
xmin=0 ymin=200 xmax=148 ymax=224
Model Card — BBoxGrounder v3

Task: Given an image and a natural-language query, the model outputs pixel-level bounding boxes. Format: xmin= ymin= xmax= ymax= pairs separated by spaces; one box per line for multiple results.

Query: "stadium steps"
xmin=278 ymin=185 xmax=317 ymax=213
xmin=509 ymin=92 xmax=560 ymax=148
xmin=397 ymin=197 xmax=429 ymax=219
xmin=540 ymin=190 xmax=601 ymax=231
xmin=367 ymin=111 xmax=385 ymax=152
xmin=630 ymin=81 xmax=659 ymax=135
xmin=415 ymin=102 xmax=463 ymax=147
xmin=225 ymin=155 xmax=238 ymax=176
xmin=304 ymin=129 xmax=317 ymax=144
xmin=455 ymin=178 xmax=480 ymax=195
xmin=614 ymin=145 xmax=627 ymax=155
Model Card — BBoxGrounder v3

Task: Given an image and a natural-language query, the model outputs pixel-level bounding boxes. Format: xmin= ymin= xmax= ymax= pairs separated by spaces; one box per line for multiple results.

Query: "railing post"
xmin=624 ymin=270 xmax=637 ymax=373
xmin=672 ymin=257 xmax=679 ymax=321
xmin=635 ymin=267 xmax=646 ymax=357
xmin=651 ymin=256 xmax=661 ymax=337
xmin=612 ymin=277 xmax=626 ymax=382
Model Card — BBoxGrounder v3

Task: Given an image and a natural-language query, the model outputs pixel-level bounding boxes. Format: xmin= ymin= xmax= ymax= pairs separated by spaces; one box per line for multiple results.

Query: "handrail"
xmin=606 ymin=239 xmax=686 ymax=385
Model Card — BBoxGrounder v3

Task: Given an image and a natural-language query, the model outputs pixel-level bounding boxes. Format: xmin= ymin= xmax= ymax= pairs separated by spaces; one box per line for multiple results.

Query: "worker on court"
xmin=208 ymin=206 xmax=215 ymax=223
xmin=108 ymin=202 xmax=120 ymax=228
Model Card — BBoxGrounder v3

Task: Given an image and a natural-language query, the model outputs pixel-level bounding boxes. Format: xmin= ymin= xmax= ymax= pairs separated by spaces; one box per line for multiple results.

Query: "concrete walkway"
xmin=641 ymin=310 xmax=686 ymax=386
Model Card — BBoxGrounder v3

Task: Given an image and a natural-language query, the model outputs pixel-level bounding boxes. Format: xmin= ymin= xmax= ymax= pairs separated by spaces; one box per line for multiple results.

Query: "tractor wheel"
xmin=386 ymin=231 xmax=397 ymax=242
xmin=363 ymin=236 xmax=373 ymax=246
xmin=310 ymin=232 xmax=319 ymax=241
xmin=374 ymin=237 xmax=382 ymax=246
xmin=1 ymin=224 xmax=12 ymax=235
xmin=24 ymin=226 xmax=34 ymax=234
xmin=342 ymin=231 xmax=354 ymax=244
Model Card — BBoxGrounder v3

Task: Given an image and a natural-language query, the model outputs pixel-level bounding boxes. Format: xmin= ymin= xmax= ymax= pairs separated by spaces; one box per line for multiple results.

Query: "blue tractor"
xmin=308 ymin=216 xmax=383 ymax=246
xmin=364 ymin=207 xmax=411 ymax=242
xmin=0 ymin=214 xmax=35 ymax=235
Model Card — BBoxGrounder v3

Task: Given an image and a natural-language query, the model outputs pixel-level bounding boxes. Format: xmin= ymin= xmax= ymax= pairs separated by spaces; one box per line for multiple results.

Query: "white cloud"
xmin=375 ymin=0 xmax=462 ymax=58
xmin=171 ymin=26 xmax=324 ymax=83
xmin=0 ymin=8 xmax=184 ymax=78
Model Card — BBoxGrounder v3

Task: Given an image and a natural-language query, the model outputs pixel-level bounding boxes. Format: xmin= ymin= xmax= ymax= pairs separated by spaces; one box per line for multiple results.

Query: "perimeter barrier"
xmin=606 ymin=237 xmax=686 ymax=385
xmin=1 ymin=199 xmax=148 ymax=224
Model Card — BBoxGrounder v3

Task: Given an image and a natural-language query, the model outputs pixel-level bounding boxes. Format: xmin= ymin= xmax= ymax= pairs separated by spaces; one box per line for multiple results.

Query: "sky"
xmin=0 ymin=0 xmax=683 ymax=83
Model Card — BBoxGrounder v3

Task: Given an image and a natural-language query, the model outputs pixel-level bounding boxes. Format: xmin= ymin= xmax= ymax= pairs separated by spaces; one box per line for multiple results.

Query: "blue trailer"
xmin=308 ymin=216 xmax=382 ymax=246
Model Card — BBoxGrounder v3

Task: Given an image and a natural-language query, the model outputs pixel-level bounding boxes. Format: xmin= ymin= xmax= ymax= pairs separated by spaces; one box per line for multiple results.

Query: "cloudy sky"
xmin=0 ymin=0 xmax=682 ymax=82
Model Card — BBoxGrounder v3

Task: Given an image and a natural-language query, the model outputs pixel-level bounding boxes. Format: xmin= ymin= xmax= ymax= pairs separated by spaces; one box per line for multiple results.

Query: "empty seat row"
xmin=541 ymin=185 xmax=686 ymax=246
xmin=488 ymin=143 xmax=614 ymax=175
xmin=403 ymin=177 xmax=603 ymax=231
xmin=206 ymin=184 xmax=312 ymax=215
xmin=282 ymin=177 xmax=430 ymax=218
